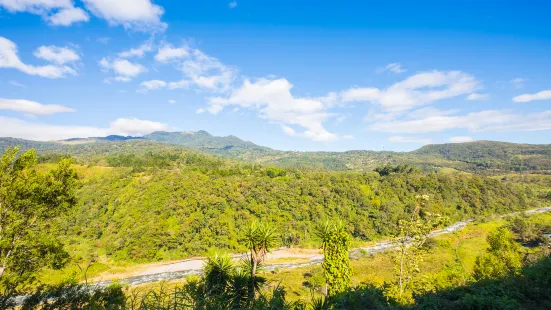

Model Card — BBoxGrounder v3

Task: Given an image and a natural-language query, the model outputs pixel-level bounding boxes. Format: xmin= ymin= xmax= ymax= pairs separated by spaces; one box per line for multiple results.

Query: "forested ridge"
xmin=56 ymin=150 xmax=544 ymax=262
xmin=2 ymin=133 xmax=551 ymax=173
xmin=0 ymin=142 xmax=550 ymax=309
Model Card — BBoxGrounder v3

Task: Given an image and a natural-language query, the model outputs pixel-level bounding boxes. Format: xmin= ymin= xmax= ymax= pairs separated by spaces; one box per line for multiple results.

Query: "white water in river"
xmin=11 ymin=207 xmax=551 ymax=305
xmin=93 ymin=206 xmax=551 ymax=288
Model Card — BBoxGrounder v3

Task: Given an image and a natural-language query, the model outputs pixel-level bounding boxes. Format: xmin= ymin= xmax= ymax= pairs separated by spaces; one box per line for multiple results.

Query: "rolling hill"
xmin=1 ymin=132 xmax=550 ymax=173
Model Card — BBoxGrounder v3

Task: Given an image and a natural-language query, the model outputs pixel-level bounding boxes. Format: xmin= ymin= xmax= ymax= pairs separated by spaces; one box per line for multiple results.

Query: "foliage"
xmin=316 ymin=221 xmax=352 ymax=297
xmin=384 ymin=195 xmax=446 ymax=304
xmin=473 ymin=228 xmax=523 ymax=280
xmin=3 ymin=135 xmax=551 ymax=173
xmin=0 ymin=147 xmax=79 ymax=292
xmin=243 ymin=222 xmax=279 ymax=299
xmin=507 ymin=215 xmax=550 ymax=246
xmin=53 ymin=150 xmax=538 ymax=264
xmin=414 ymin=254 xmax=551 ymax=310
xmin=19 ymin=281 xmax=125 ymax=310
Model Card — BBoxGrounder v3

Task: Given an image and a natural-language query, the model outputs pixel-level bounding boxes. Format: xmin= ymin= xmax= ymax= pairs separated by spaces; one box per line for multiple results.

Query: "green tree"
xmin=473 ymin=227 xmax=523 ymax=280
xmin=243 ymin=222 xmax=278 ymax=300
xmin=316 ymin=220 xmax=352 ymax=297
xmin=204 ymin=253 xmax=235 ymax=297
xmin=386 ymin=195 xmax=445 ymax=304
xmin=0 ymin=147 xmax=79 ymax=292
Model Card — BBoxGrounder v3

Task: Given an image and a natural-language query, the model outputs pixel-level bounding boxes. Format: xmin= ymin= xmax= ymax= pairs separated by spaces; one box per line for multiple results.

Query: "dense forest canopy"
xmin=51 ymin=149 xmax=541 ymax=262
xmin=2 ymin=134 xmax=551 ymax=173
xmin=0 ymin=140 xmax=550 ymax=309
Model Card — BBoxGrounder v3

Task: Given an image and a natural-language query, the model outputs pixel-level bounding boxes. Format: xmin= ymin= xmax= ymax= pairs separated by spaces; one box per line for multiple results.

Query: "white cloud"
xmin=82 ymin=0 xmax=166 ymax=31
xmin=341 ymin=70 xmax=479 ymax=113
xmin=0 ymin=98 xmax=75 ymax=115
xmin=109 ymin=117 xmax=168 ymax=136
xmin=48 ymin=6 xmax=89 ymax=25
xmin=281 ymin=125 xmax=296 ymax=137
xmin=0 ymin=36 xmax=77 ymax=78
xmin=0 ymin=116 xmax=169 ymax=140
xmin=155 ymin=44 xmax=189 ymax=62
xmin=377 ymin=63 xmax=406 ymax=74
xmin=96 ymin=37 xmax=110 ymax=44
xmin=118 ymin=39 xmax=154 ymax=58
xmin=406 ymin=107 xmax=459 ymax=119
xmin=9 ymin=80 xmax=26 ymax=87
xmin=138 ymin=79 xmax=167 ymax=92
xmin=0 ymin=0 xmax=89 ymax=26
xmin=136 ymin=79 xmax=190 ymax=91
xmin=179 ymin=49 xmax=237 ymax=92
xmin=449 ymin=136 xmax=474 ymax=143
xmin=167 ymin=79 xmax=190 ymax=89
xmin=228 ymin=1 xmax=237 ymax=8
xmin=33 ymin=45 xmax=80 ymax=65
xmin=388 ymin=136 xmax=432 ymax=144
xmin=371 ymin=110 xmax=515 ymax=134
xmin=99 ymin=57 xmax=147 ymax=81
xmin=487 ymin=111 xmax=551 ymax=132
xmin=467 ymin=93 xmax=489 ymax=101
xmin=155 ymin=45 xmax=236 ymax=92
xmin=513 ymin=90 xmax=551 ymax=103
xmin=206 ymin=78 xmax=341 ymax=141
xmin=196 ymin=108 xmax=205 ymax=114
xmin=0 ymin=116 xmax=107 ymax=140
xmin=168 ymin=99 xmax=176 ymax=104
xmin=510 ymin=78 xmax=525 ymax=89
xmin=112 ymin=59 xmax=146 ymax=77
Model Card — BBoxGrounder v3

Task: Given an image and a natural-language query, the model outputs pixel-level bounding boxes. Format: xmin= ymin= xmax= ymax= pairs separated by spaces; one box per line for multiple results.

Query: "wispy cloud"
xmin=388 ymin=136 xmax=432 ymax=144
xmin=467 ymin=93 xmax=489 ymax=101
xmin=0 ymin=116 xmax=169 ymax=141
xmin=341 ymin=70 xmax=479 ymax=113
xmin=377 ymin=63 xmax=406 ymax=74
xmin=513 ymin=90 xmax=551 ymax=103
xmin=99 ymin=57 xmax=147 ymax=82
xmin=9 ymin=80 xmax=27 ymax=88
xmin=0 ymin=37 xmax=77 ymax=78
xmin=449 ymin=136 xmax=474 ymax=143
xmin=82 ymin=0 xmax=167 ymax=31
xmin=0 ymin=98 xmax=75 ymax=115
xmin=0 ymin=0 xmax=89 ymax=26
xmin=207 ymin=78 xmax=345 ymax=142
xmin=510 ymin=78 xmax=525 ymax=89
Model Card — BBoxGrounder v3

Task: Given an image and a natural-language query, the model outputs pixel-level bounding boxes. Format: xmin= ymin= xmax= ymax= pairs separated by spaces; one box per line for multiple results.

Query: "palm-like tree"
xmin=204 ymin=253 xmax=234 ymax=297
xmin=243 ymin=221 xmax=278 ymax=300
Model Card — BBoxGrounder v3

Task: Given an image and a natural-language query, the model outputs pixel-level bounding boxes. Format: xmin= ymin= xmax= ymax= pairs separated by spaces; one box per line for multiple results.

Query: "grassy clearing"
xmin=262 ymin=212 xmax=551 ymax=302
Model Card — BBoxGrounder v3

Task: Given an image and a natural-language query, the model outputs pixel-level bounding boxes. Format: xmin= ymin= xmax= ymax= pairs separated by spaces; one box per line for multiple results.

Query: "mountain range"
xmin=1 ymin=131 xmax=550 ymax=173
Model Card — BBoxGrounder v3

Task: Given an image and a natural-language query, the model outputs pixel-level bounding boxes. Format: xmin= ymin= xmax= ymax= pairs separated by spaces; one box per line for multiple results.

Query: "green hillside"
xmin=415 ymin=140 xmax=551 ymax=171
xmin=1 ymin=134 xmax=551 ymax=173
xmin=50 ymin=149 xmax=543 ymax=262
xmin=143 ymin=130 xmax=277 ymax=160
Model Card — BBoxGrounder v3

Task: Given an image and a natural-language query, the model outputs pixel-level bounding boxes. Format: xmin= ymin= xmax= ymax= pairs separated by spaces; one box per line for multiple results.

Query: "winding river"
xmin=93 ymin=206 xmax=551 ymax=288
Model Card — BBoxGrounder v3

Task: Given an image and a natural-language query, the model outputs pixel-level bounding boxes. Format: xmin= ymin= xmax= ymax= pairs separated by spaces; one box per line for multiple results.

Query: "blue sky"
xmin=1 ymin=0 xmax=550 ymax=151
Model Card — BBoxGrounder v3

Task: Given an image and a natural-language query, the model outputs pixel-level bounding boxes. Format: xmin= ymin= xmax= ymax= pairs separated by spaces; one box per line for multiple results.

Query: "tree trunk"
xmin=399 ymin=246 xmax=404 ymax=296
xmin=249 ymin=254 xmax=257 ymax=301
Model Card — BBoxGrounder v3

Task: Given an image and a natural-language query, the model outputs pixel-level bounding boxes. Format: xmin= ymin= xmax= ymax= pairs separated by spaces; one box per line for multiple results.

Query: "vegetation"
xmin=384 ymin=195 xmax=447 ymax=303
xmin=0 ymin=139 xmax=550 ymax=309
xmin=59 ymin=151 xmax=539 ymax=264
xmin=316 ymin=221 xmax=352 ymax=296
xmin=3 ymin=134 xmax=551 ymax=174
xmin=0 ymin=147 xmax=79 ymax=293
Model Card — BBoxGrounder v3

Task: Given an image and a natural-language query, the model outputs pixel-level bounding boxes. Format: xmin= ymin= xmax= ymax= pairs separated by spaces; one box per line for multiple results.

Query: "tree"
xmin=316 ymin=220 xmax=352 ymax=297
xmin=386 ymin=195 xmax=445 ymax=304
xmin=243 ymin=221 xmax=278 ymax=300
xmin=0 ymin=147 xmax=79 ymax=292
xmin=473 ymin=227 xmax=522 ymax=280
